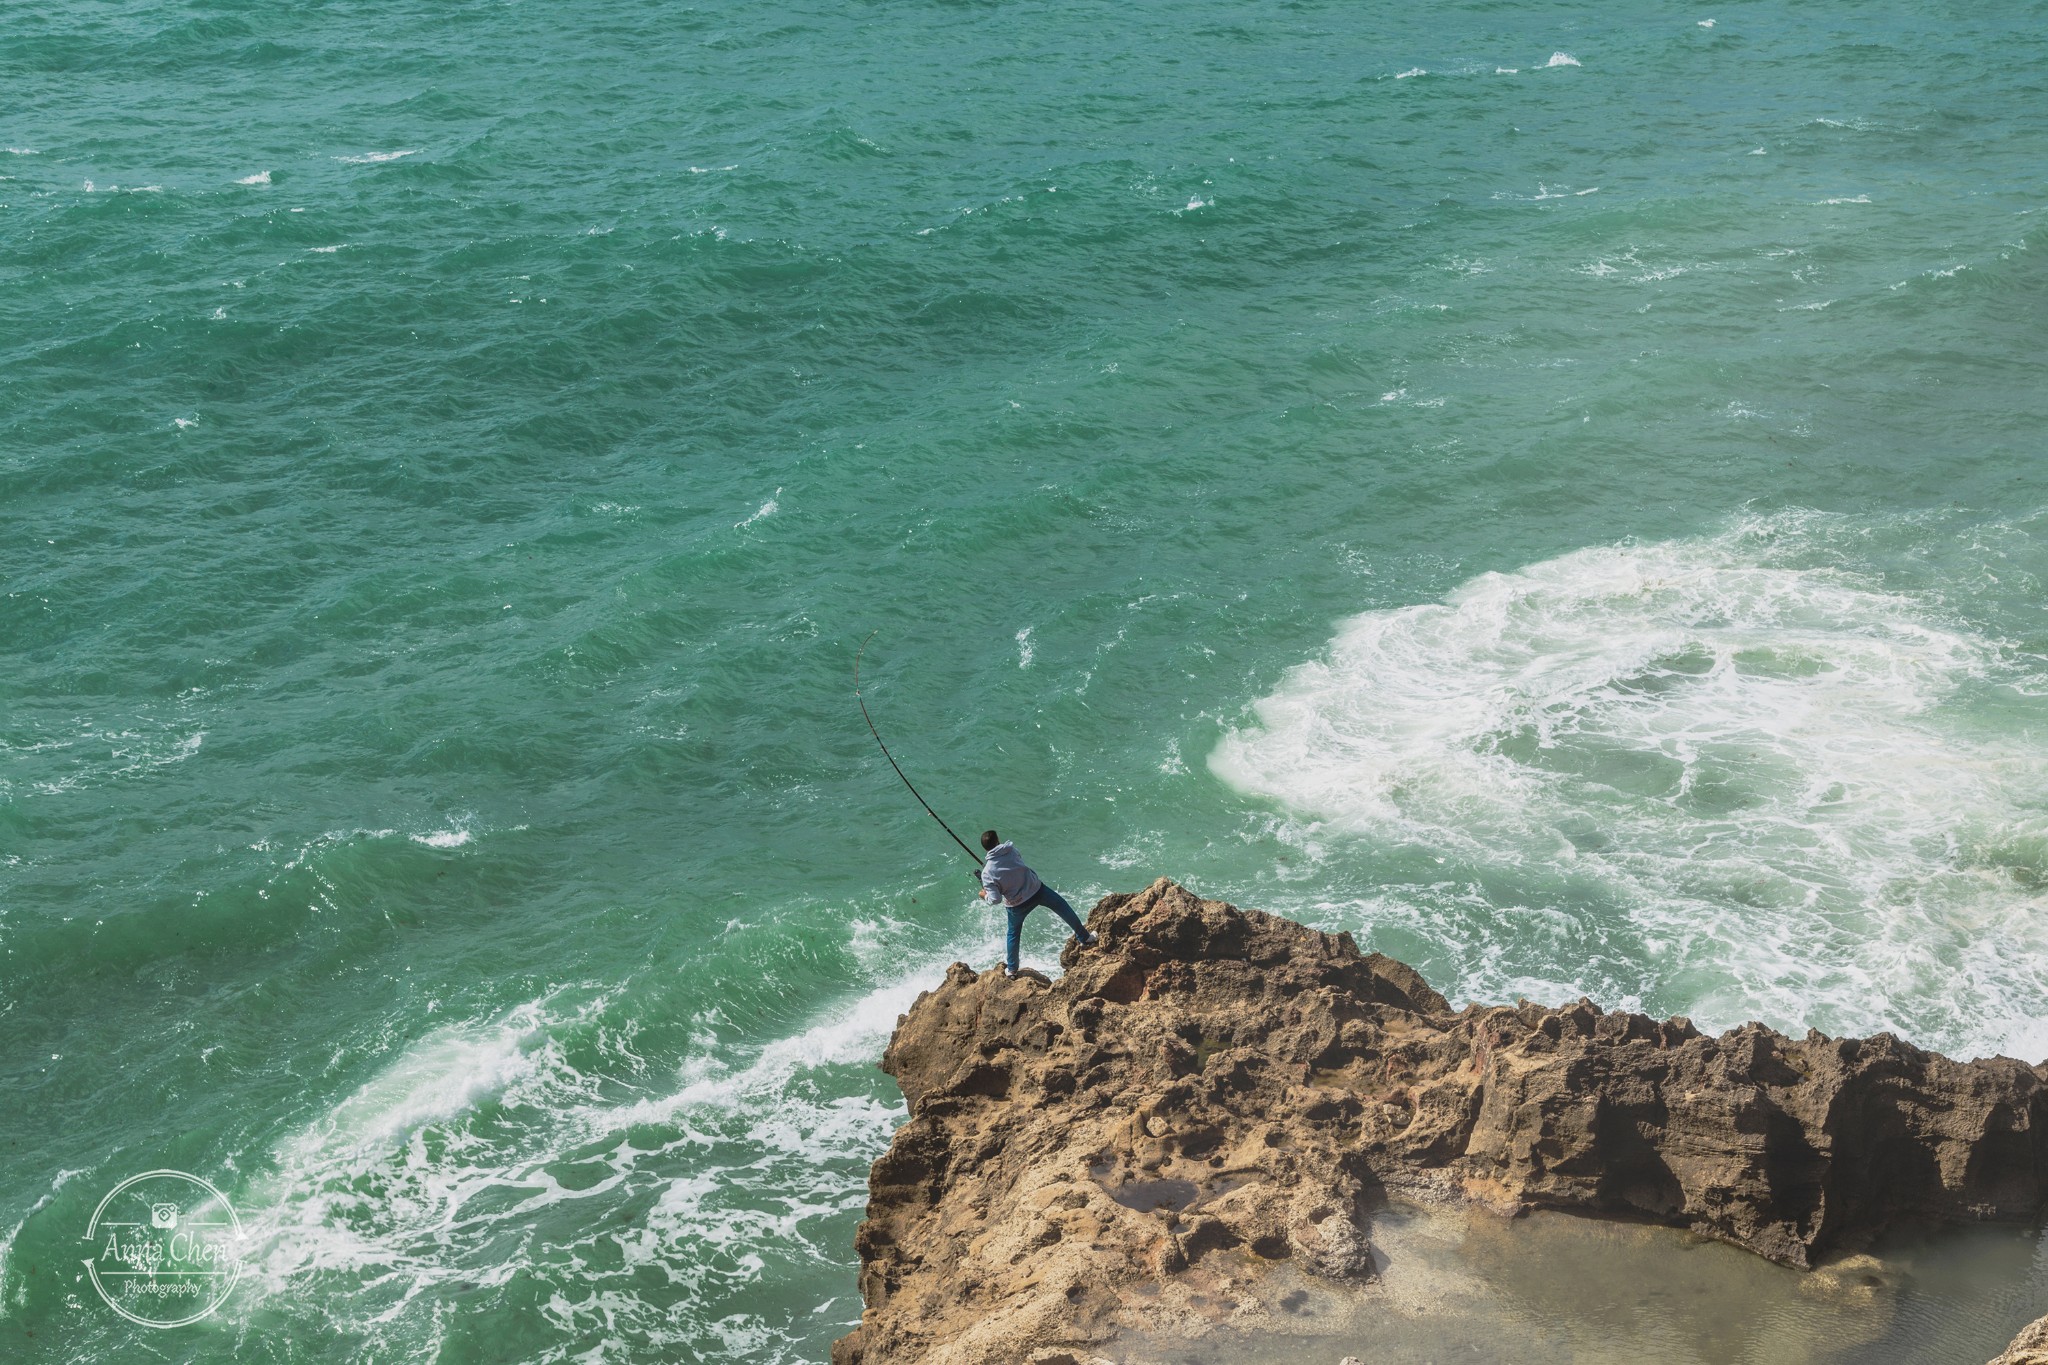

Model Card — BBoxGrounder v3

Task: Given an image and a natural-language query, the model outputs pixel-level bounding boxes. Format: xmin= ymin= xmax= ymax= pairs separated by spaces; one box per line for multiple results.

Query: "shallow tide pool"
xmin=1137 ymin=1202 xmax=2048 ymax=1365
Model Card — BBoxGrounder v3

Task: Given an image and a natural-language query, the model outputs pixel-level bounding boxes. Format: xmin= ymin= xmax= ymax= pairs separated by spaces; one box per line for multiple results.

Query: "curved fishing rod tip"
xmin=854 ymin=628 xmax=879 ymax=689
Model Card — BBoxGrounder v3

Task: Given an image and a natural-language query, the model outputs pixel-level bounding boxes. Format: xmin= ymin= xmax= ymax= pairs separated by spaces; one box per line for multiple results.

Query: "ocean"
xmin=4 ymin=0 xmax=2047 ymax=1360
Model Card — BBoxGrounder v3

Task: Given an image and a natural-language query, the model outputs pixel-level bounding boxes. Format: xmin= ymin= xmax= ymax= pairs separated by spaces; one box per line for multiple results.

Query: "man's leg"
xmin=1005 ymin=904 xmax=1029 ymax=975
xmin=1030 ymin=885 xmax=1095 ymax=944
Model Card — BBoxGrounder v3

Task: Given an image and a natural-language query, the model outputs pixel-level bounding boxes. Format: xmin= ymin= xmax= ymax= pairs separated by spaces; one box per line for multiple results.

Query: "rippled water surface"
xmin=4 ymin=0 xmax=2046 ymax=1360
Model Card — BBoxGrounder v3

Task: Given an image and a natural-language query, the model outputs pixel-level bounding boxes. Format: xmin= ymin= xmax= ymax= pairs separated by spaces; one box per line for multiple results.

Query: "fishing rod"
xmin=854 ymin=631 xmax=983 ymax=869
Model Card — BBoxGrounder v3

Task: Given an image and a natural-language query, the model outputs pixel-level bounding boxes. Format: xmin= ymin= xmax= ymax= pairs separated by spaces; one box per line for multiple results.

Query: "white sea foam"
xmin=19 ymin=727 xmax=203 ymax=796
xmin=1545 ymin=51 xmax=1581 ymax=67
xmin=409 ymin=828 xmax=471 ymax=849
xmin=846 ymin=914 xmax=915 ymax=976
xmin=735 ymin=487 xmax=781 ymax=528
xmin=1579 ymin=249 xmax=1697 ymax=283
xmin=230 ymin=898 xmax=1008 ymax=1354
xmin=236 ymin=171 xmax=271 ymax=185
xmin=1213 ymin=512 xmax=2048 ymax=1058
xmin=1016 ymin=626 xmax=1035 ymax=668
xmin=308 ymin=244 xmax=347 ymax=253
xmin=299 ymin=1010 xmax=547 ymax=1154
xmin=1396 ymin=67 xmax=1426 ymax=79
xmin=1698 ymin=18 xmax=1716 ymax=27
xmin=336 ymin=149 xmax=420 ymax=164
xmin=240 ymin=999 xmax=572 ymax=1300
xmin=614 ymin=976 xmax=932 ymax=1133
xmin=0 ymin=1167 xmax=88 ymax=1310
xmin=1816 ymin=195 xmax=1871 ymax=205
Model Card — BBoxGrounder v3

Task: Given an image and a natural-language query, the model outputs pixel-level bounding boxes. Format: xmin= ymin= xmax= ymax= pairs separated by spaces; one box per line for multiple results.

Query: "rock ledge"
xmin=835 ymin=880 xmax=2048 ymax=1365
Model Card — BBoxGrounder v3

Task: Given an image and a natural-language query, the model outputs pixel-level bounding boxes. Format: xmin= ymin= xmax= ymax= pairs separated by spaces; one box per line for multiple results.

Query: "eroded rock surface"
xmin=834 ymin=880 xmax=2048 ymax=1365
xmin=1994 ymin=1315 xmax=2048 ymax=1365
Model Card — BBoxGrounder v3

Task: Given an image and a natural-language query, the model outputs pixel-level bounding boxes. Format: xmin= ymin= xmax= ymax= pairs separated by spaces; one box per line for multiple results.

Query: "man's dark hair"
xmin=980 ymin=829 xmax=1000 ymax=851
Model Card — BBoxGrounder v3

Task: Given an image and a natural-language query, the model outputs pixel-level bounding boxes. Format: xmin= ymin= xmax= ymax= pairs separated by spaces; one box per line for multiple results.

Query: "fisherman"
xmin=978 ymin=830 xmax=1097 ymax=978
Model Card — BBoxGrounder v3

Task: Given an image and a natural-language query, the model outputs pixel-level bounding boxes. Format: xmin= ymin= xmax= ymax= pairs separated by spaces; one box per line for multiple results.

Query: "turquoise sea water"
xmin=5 ymin=1 xmax=2048 ymax=1360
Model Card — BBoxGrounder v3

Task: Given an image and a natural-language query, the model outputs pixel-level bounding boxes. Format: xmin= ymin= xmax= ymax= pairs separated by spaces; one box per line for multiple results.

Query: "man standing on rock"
xmin=978 ymin=830 xmax=1096 ymax=977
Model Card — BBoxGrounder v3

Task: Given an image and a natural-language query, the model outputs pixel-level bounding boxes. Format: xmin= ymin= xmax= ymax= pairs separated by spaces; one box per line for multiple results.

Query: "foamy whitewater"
xmin=4 ymin=0 xmax=2048 ymax=1361
xmin=1215 ymin=513 xmax=2048 ymax=1058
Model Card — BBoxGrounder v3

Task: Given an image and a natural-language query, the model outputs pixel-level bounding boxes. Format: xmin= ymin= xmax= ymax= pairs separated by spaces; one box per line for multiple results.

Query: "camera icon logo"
xmin=85 ymin=1171 xmax=243 ymax=1327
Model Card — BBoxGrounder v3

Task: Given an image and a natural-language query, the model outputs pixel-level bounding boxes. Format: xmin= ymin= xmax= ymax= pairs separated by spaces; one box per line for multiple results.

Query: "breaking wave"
xmin=1213 ymin=512 xmax=2048 ymax=1058
xmin=226 ymin=908 xmax=996 ymax=1363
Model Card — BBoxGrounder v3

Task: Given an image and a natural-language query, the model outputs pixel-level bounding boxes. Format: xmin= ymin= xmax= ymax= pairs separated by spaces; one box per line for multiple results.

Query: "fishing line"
xmin=854 ymin=631 xmax=983 ymax=868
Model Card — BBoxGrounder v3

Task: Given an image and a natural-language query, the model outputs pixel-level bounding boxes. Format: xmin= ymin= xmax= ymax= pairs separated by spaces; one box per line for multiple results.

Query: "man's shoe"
xmin=1078 ymin=931 xmax=1099 ymax=948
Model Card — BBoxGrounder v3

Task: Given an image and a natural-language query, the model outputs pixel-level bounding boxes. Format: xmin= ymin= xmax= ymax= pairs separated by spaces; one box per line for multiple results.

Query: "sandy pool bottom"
xmin=1119 ymin=1200 xmax=2048 ymax=1365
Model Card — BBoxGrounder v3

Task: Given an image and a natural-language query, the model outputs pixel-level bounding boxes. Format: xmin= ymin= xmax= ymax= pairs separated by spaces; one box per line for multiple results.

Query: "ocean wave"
xmin=0 ymin=1167 xmax=88 ymax=1312
xmin=735 ymin=487 xmax=781 ymax=529
xmin=1212 ymin=511 xmax=2048 ymax=1058
xmin=9 ymin=727 xmax=204 ymax=797
xmin=224 ymin=906 xmax=1010 ymax=1360
xmin=1575 ymin=248 xmax=1701 ymax=283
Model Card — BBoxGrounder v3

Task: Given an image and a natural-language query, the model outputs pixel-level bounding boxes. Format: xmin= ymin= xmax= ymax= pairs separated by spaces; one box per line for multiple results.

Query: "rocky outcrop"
xmin=1995 ymin=1315 xmax=2048 ymax=1365
xmin=835 ymin=880 xmax=2048 ymax=1365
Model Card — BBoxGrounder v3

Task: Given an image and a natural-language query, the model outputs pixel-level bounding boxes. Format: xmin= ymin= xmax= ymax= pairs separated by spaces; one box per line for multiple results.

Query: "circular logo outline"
xmin=83 ymin=1169 xmax=243 ymax=1328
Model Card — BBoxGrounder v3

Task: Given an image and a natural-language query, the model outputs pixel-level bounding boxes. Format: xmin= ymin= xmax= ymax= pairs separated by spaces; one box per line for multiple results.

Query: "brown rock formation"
xmin=1994 ymin=1315 xmax=2048 ymax=1365
xmin=835 ymin=880 xmax=2048 ymax=1365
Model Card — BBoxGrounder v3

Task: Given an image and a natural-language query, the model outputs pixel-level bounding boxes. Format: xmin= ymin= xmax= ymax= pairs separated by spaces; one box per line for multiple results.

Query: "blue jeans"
xmin=1006 ymin=884 xmax=1088 ymax=972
